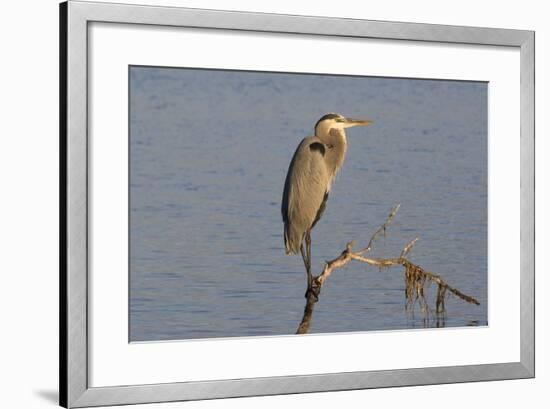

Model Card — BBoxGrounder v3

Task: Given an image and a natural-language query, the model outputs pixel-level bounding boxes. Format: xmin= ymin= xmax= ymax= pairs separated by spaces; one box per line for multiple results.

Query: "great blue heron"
xmin=281 ymin=113 xmax=373 ymax=299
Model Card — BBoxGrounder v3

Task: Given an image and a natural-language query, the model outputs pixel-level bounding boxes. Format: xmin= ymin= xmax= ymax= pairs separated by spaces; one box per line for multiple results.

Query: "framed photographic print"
xmin=60 ymin=1 xmax=534 ymax=407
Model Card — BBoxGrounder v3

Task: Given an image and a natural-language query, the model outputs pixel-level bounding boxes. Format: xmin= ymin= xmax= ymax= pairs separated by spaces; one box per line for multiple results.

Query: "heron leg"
xmin=305 ymin=231 xmax=312 ymax=285
xmin=306 ymin=230 xmax=320 ymax=301
xmin=300 ymin=242 xmax=311 ymax=287
xmin=303 ymin=231 xmax=319 ymax=301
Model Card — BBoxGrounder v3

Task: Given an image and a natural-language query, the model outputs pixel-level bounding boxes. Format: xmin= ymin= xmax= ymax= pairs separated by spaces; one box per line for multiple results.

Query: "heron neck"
xmin=317 ymin=127 xmax=347 ymax=176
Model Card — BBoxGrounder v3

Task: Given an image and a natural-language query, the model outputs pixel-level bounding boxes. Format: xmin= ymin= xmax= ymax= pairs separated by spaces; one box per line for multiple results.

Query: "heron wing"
xmin=282 ymin=137 xmax=330 ymax=253
xmin=311 ymin=191 xmax=329 ymax=229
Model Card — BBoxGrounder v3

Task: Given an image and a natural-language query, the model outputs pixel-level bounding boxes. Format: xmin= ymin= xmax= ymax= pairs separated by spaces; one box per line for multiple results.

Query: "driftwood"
xmin=296 ymin=204 xmax=480 ymax=335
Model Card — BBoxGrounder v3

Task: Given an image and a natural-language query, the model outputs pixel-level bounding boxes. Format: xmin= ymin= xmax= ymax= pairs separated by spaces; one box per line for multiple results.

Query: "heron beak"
xmin=343 ymin=118 xmax=373 ymax=128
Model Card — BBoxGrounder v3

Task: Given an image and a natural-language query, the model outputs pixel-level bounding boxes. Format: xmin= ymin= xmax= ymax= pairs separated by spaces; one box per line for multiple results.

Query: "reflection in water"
xmin=129 ymin=67 xmax=488 ymax=341
xmin=406 ymin=313 xmax=447 ymax=329
xmin=424 ymin=313 xmax=446 ymax=329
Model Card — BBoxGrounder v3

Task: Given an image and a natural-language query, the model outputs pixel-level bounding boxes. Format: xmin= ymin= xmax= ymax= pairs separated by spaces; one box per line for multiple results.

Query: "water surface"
xmin=129 ymin=67 xmax=487 ymax=341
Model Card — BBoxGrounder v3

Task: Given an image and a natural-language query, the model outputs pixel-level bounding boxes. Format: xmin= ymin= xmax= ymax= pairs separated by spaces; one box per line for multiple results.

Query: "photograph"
xmin=129 ymin=66 xmax=488 ymax=341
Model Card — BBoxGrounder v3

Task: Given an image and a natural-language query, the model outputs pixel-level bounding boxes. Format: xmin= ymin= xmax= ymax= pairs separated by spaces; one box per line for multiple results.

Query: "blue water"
xmin=129 ymin=66 xmax=487 ymax=341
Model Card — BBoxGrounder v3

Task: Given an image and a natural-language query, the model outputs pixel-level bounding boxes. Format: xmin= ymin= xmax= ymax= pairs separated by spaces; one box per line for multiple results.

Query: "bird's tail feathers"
xmin=284 ymin=224 xmax=301 ymax=255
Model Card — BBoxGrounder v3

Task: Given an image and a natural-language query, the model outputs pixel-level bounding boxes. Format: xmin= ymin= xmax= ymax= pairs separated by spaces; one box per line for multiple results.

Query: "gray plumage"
xmin=282 ymin=136 xmax=330 ymax=255
xmin=281 ymin=113 xmax=373 ymax=298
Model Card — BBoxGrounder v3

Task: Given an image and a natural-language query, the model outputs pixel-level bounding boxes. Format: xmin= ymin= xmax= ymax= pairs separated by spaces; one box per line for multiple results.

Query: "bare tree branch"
xmin=295 ymin=205 xmax=480 ymax=335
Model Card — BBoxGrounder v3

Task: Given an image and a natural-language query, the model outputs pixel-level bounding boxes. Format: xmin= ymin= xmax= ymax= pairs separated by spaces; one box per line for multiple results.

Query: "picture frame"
xmin=60 ymin=1 xmax=534 ymax=407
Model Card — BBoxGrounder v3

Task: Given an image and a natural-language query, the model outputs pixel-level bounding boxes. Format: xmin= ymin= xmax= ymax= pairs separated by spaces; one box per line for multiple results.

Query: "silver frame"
xmin=60 ymin=1 xmax=535 ymax=407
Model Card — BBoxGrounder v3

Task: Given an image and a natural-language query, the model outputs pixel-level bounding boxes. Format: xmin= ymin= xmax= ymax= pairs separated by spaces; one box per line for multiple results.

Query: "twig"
xmin=400 ymin=237 xmax=419 ymax=258
xmin=357 ymin=203 xmax=400 ymax=254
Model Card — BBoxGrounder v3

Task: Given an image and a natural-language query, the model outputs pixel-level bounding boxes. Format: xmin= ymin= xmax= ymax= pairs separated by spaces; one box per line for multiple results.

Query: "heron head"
xmin=314 ymin=113 xmax=373 ymax=137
